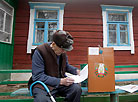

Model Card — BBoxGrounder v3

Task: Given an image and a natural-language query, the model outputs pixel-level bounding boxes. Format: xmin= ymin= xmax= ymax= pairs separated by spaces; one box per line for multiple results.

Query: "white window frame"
xmin=0 ymin=0 xmax=14 ymax=44
xmin=27 ymin=2 xmax=65 ymax=53
xmin=101 ymin=5 xmax=135 ymax=54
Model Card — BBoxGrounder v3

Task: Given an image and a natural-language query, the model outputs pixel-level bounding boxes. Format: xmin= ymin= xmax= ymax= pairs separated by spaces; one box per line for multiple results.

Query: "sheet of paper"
xmin=115 ymin=84 xmax=138 ymax=93
xmin=66 ymin=64 xmax=88 ymax=83
xmin=88 ymin=47 xmax=99 ymax=55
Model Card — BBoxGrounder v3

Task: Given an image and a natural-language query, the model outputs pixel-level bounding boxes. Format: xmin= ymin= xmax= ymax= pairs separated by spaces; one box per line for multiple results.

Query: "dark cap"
xmin=53 ymin=30 xmax=74 ymax=51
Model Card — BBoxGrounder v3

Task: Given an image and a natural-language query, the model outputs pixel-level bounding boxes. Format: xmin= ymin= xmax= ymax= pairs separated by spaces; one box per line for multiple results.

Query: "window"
xmin=101 ymin=5 xmax=134 ymax=54
xmin=33 ymin=9 xmax=59 ymax=45
xmin=27 ymin=2 xmax=65 ymax=53
xmin=0 ymin=0 xmax=14 ymax=43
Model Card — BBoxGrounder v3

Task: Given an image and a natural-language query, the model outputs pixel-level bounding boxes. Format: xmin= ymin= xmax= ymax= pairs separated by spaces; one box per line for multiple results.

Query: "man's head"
xmin=53 ymin=30 xmax=74 ymax=51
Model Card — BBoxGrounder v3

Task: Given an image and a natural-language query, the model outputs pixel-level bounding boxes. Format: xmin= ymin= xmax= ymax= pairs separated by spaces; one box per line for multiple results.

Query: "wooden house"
xmin=0 ymin=0 xmax=17 ymax=80
xmin=0 ymin=0 xmax=138 ymax=72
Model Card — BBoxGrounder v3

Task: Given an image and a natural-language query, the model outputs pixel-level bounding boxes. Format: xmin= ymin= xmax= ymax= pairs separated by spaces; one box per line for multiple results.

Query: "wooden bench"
xmin=0 ymin=70 xmax=33 ymax=102
xmin=0 ymin=65 xmax=138 ymax=102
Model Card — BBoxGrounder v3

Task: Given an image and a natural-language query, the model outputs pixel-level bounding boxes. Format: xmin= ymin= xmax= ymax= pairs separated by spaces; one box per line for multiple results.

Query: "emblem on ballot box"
xmin=95 ymin=63 xmax=108 ymax=78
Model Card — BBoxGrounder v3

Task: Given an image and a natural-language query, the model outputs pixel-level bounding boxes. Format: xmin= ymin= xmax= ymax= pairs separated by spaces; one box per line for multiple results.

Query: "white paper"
xmin=115 ymin=84 xmax=138 ymax=93
xmin=66 ymin=64 xmax=88 ymax=83
xmin=88 ymin=47 xmax=99 ymax=55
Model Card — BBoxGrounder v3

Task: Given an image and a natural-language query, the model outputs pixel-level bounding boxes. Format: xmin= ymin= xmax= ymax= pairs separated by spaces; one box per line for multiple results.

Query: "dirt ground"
xmin=0 ymin=84 xmax=32 ymax=99
xmin=1 ymin=81 xmax=138 ymax=99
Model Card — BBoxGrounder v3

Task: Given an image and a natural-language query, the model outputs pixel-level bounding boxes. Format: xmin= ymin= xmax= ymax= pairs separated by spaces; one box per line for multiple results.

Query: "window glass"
xmin=109 ymin=24 xmax=116 ymax=30
xmin=48 ymin=22 xmax=57 ymax=29
xmin=0 ymin=31 xmax=10 ymax=42
xmin=35 ymin=30 xmax=44 ymax=43
xmin=109 ymin=31 xmax=117 ymax=44
xmin=36 ymin=10 xmax=58 ymax=19
xmin=48 ymin=22 xmax=57 ymax=42
xmin=48 ymin=30 xmax=56 ymax=42
xmin=120 ymin=24 xmax=127 ymax=30
xmin=0 ymin=1 xmax=13 ymax=43
xmin=35 ymin=22 xmax=45 ymax=43
xmin=36 ymin=22 xmax=45 ymax=28
xmin=108 ymin=24 xmax=117 ymax=44
xmin=120 ymin=24 xmax=128 ymax=44
xmin=0 ymin=9 xmax=4 ymax=31
xmin=108 ymin=13 xmax=127 ymax=21
xmin=0 ymin=1 xmax=13 ymax=15
xmin=120 ymin=32 xmax=128 ymax=44
xmin=5 ymin=14 xmax=12 ymax=33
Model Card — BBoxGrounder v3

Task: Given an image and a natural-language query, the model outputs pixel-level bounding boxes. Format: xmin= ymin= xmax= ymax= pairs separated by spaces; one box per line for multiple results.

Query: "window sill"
xmin=106 ymin=46 xmax=134 ymax=54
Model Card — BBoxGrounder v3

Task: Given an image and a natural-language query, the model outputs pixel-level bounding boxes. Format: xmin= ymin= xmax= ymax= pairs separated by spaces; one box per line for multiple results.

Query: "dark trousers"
xmin=32 ymin=83 xmax=82 ymax=102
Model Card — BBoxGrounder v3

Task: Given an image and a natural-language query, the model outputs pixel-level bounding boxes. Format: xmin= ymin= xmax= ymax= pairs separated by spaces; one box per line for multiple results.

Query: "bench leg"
xmin=110 ymin=94 xmax=119 ymax=102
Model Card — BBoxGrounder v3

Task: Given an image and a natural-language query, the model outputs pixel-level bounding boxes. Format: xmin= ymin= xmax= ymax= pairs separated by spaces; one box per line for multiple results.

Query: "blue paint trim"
xmin=108 ymin=21 xmax=128 ymax=23
xmin=117 ymin=23 xmax=120 ymax=45
xmin=101 ymin=5 xmax=133 ymax=12
xmin=29 ymin=2 xmax=65 ymax=9
xmin=35 ymin=8 xmax=59 ymax=10
xmin=57 ymin=9 xmax=59 ymax=21
xmin=32 ymin=22 xmax=36 ymax=45
xmin=35 ymin=19 xmax=58 ymax=21
xmin=127 ymin=23 xmax=130 ymax=45
xmin=34 ymin=8 xmax=59 ymax=20
xmin=46 ymin=32 xmax=49 ymax=42
xmin=115 ymin=79 xmax=138 ymax=82
xmin=45 ymin=22 xmax=48 ymax=42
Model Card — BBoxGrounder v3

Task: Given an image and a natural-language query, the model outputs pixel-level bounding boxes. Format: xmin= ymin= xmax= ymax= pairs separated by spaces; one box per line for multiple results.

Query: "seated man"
xmin=28 ymin=30 xmax=82 ymax=102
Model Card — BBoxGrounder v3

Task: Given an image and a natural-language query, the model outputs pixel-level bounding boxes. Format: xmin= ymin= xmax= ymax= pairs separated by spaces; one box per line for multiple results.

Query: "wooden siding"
xmin=63 ymin=3 xmax=103 ymax=68
xmin=13 ymin=0 xmax=31 ymax=69
xmin=64 ymin=2 xmax=138 ymax=67
xmin=13 ymin=0 xmax=138 ymax=69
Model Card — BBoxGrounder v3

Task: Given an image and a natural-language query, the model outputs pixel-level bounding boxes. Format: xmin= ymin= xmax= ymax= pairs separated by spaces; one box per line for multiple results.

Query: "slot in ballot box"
xmin=88 ymin=47 xmax=115 ymax=92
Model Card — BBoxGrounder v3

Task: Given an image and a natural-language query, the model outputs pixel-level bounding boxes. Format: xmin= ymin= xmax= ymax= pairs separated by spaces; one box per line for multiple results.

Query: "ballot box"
xmin=88 ymin=47 xmax=115 ymax=92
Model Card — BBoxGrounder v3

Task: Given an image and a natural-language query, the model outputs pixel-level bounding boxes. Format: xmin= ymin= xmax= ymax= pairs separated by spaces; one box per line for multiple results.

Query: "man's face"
xmin=52 ymin=42 xmax=66 ymax=55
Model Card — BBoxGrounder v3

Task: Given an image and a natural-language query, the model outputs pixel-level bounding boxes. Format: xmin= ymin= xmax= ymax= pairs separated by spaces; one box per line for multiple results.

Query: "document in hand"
xmin=115 ymin=84 xmax=138 ymax=93
xmin=66 ymin=64 xmax=88 ymax=83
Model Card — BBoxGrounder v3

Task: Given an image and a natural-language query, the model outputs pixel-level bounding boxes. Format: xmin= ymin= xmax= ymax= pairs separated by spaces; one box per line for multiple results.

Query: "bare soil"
xmin=0 ymin=84 xmax=32 ymax=99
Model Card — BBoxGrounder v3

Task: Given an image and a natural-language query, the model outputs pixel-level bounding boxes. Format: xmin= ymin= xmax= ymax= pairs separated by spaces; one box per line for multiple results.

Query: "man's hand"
xmin=76 ymin=69 xmax=80 ymax=75
xmin=60 ymin=77 xmax=74 ymax=86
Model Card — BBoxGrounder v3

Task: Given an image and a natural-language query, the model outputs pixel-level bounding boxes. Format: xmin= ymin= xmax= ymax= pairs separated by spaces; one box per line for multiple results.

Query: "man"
xmin=28 ymin=30 xmax=82 ymax=102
